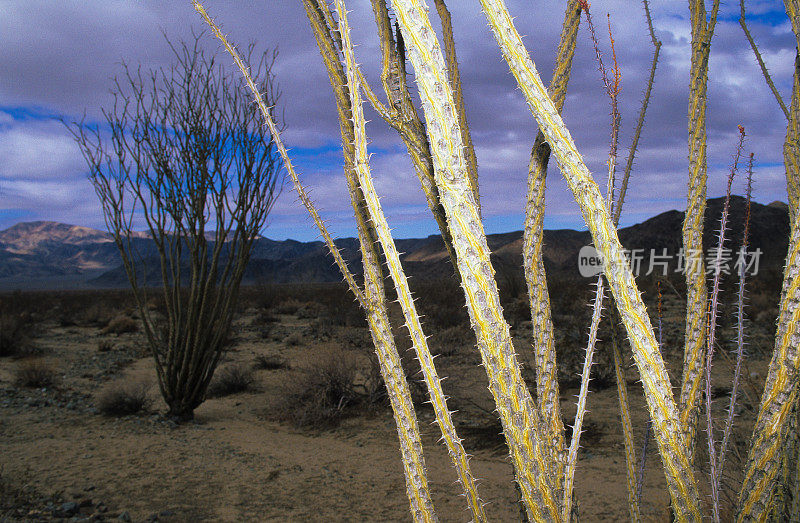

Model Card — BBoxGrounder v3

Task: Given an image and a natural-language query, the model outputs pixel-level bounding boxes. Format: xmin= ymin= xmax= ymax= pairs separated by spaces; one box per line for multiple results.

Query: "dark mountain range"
xmin=0 ymin=196 xmax=790 ymax=291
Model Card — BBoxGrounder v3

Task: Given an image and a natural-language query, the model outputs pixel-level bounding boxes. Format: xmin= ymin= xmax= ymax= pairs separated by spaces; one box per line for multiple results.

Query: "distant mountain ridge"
xmin=0 ymin=196 xmax=790 ymax=290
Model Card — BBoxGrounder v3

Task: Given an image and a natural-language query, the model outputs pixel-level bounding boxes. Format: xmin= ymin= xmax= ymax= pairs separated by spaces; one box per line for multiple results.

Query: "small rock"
xmin=118 ymin=511 xmax=132 ymax=521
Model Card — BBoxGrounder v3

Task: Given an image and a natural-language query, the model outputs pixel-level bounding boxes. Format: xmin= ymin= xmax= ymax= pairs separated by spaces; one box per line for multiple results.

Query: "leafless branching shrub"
xmin=276 ymin=350 xmax=362 ymax=428
xmin=67 ymin=34 xmax=284 ymax=421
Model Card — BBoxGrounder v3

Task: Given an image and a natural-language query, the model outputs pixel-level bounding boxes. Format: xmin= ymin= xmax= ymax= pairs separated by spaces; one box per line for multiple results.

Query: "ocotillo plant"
xmin=195 ymin=0 xmax=800 ymax=520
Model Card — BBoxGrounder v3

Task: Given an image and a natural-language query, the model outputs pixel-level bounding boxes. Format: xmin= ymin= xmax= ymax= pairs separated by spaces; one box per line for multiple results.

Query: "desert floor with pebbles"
xmin=0 ymin=287 xmax=773 ymax=521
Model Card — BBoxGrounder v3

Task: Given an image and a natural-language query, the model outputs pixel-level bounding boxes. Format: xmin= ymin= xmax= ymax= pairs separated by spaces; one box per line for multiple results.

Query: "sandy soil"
xmin=0 ymin=300 xmax=769 ymax=522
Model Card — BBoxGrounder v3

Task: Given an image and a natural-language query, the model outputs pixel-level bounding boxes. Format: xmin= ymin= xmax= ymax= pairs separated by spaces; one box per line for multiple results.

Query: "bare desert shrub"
xmin=296 ymin=301 xmax=325 ymax=319
xmin=0 ymin=313 xmax=34 ymax=358
xmin=503 ymin=297 xmax=532 ymax=330
xmin=253 ymin=354 xmax=289 ymax=370
xmin=96 ymin=381 xmax=152 ymax=416
xmin=274 ymin=298 xmax=302 ymax=315
xmin=102 ymin=315 xmax=139 ymax=335
xmin=325 ymin=299 xmax=366 ymax=328
xmin=14 ymin=359 xmax=58 ymax=388
xmin=254 ymin=308 xmax=279 ymax=325
xmin=277 ymin=350 xmax=362 ymax=428
xmin=339 ymin=328 xmax=371 ymax=350
xmin=207 ymin=364 xmax=255 ymax=398
xmin=429 ymin=326 xmax=473 ymax=357
xmin=79 ymin=304 xmax=114 ymax=328
xmin=308 ymin=315 xmax=334 ymax=340
xmin=412 ymin=279 xmax=470 ymax=330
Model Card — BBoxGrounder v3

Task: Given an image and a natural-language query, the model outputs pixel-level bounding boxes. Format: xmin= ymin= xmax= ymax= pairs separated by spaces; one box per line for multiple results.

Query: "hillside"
xmin=0 ymin=196 xmax=789 ymax=290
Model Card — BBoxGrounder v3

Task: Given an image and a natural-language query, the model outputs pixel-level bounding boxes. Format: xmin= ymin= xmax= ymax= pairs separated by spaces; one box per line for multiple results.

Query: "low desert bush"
xmin=429 ymin=325 xmax=473 ymax=357
xmin=207 ymin=364 xmax=255 ymax=397
xmin=296 ymin=301 xmax=326 ymax=319
xmin=411 ymin=279 xmax=470 ymax=330
xmin=276 ymin=350 xmax=362 ymax=428
xmin=274 ymin=298 xmax=303 ymax=315
xmin=339 ymin=328 xmax=371 ymax=350
xmin=503 ymin=297 xmax=532 ymax=330
xmin=77 ymin=304 xmax=114 ymax=328
xmin=14 ymin=359 xmax=58 ymax=388
xmin=308 ymin=316 xmax=334 ymax=340
xmin=253 ymin=354 xmax=289 ymax=370
xmin=254 ymin=308 xmax=279 ymax=325
xmin=97 ymin=339 xmax=114 ymax=352
xmin=96 ymin=381 xmax=151 ymax=416
xmin=0 ymin=313 xmax=33 ymax=358
xmin=102 ymin=315 xmax=139 ymax=335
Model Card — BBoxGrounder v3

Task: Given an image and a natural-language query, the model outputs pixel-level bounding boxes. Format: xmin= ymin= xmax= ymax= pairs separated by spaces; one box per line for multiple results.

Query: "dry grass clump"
xmin=207 ymin=364 xmax=255 ymax=398
xmin=96 ymin=381 xmax=152 ymax=416
xmin=276 ymin=350 xmax=364 ymax=428
xmin=253 ymin=354 xmax=289 ymax=370
xmin=102 ymin=315 xmax=139 ymax=335
xmin=14 ymin=359 xmax=58 ymax=388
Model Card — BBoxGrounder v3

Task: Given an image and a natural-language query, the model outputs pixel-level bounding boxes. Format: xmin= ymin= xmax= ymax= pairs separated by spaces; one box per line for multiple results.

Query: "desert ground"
xmin=0 ymin=279 xmax=778 ymax=521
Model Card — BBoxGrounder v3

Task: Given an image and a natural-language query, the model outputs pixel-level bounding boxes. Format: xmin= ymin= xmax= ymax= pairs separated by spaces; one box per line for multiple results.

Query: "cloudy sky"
xmin=0 ymin=1 xmax=794 ymax=241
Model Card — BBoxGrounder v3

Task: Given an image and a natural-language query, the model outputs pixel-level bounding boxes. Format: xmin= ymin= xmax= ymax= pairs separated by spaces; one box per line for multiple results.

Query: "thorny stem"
xmin=332 ymin=1 xmax=485 ymax=519
xmin=194 ymin=4 xmax=439 ymax=520
xmin=636 ymin=281 xmax=662 ymax=506
xmin=717 ymin=153 xmax=754 ymax=487
xmin=391 ymin=0 xmax=560 ymax=519
xmin=432 ymin=0 xmax=480 ymax=214
xmin=563 ymin=5 xmax=622 ymax=519
xmin=614 ymin=0 xmax=661 ymax=226
xmin=705 ymin=126 xmax=746 ymax=523
xmin=522 ymin=2 xmax=581 ymax=507
xmin=480 ymin=0 xmax=701 ymax=518
xmin=679 ymin=0 xmax=720 ymax=472
xmin=739 ymin=0 xmax=789 ymax=119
